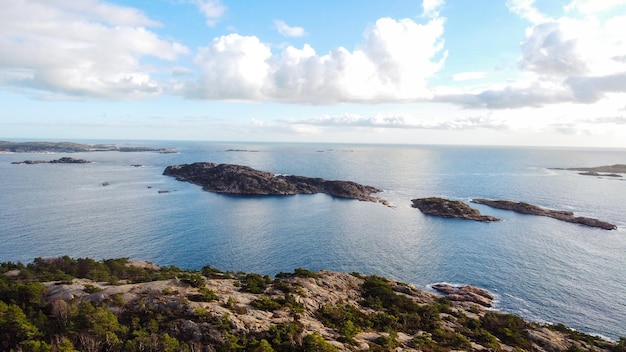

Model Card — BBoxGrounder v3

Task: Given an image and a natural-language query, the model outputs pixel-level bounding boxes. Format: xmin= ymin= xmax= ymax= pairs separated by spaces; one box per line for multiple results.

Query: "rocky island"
xmin=411 ymin=197 xmax=500 ymax=222
xmin=471 ymin=199 xmax=617 ymax=230
xmin=163 ymin=162 xmax=389 ymax=205
xmin=0 ymin=140 xmax=177 ymax=153
xmin=1 ymin=256 xmax=623 ymax=351
xmin=552 ymin=164 xmax=626 ymax=178
xmin=11 ymin=157 xmax=91 ymax=164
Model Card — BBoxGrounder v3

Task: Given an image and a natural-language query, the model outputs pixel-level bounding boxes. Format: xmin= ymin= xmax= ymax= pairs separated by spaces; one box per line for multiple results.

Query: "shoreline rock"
xmin=471 ymin=199 xmax=617 ymax=230
xmin=411 ymin=197 xmax=500 ymax=222
xmin=163 ymin=162 xmax=389 ymax=205
xmin=431 ymin=283 xmax=495 ymax=307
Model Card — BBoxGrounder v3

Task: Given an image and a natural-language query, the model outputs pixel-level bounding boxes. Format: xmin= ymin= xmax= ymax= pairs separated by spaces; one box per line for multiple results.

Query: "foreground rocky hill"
xmin=1 ymin=257 xmax=624 ymax=351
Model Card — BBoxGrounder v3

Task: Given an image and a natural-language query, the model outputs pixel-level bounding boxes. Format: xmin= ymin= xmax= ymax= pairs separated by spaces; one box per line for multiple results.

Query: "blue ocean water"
xmin=1 ymin=141 xmax=625 ymax=339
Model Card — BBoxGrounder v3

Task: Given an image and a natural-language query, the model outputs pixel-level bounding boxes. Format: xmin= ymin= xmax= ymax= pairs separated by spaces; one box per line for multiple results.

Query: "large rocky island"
xmin=471 ymin=199 xmax=617 ymax=230
xmin=1 ymin=256 xmax=623 ymax=351
xmin=163 ymin=162 xmax=388 ymax=205
xmin=411 ymin=197 xmax=501 ymax=222
xmin=0 ymin=140 xmax=177 ymax=153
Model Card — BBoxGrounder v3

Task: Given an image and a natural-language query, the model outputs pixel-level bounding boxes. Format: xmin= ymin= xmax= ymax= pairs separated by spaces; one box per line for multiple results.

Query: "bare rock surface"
xmin=163 ymin=162 xmax=389 ymax=205
xmin=431 ymin=283 xmax=495 ymax=307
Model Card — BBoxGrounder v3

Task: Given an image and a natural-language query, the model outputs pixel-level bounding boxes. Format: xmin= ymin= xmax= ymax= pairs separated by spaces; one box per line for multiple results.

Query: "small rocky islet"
xmin=411 ymin=197 xmax=500 ymax=222
xmin=163 ymin=162 xmax=389 ymax=205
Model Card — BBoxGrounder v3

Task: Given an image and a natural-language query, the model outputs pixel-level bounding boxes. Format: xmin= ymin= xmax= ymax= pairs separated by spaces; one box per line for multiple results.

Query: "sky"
xmin=1 ymin=0 xmax=626 ymax=147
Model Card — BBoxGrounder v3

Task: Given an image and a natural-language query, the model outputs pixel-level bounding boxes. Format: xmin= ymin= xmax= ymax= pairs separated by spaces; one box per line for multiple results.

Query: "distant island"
xmin=11 ymin=157 xmax=91 ymax=164
xmin=0 ymin=140 xmax=177 ymax=153
xmin=471 ymin=199 xmax=617 ymax=230
xmin=1 ymin=256 xmax=623 ymax=351
xmin=552 ymin=164 xmax=626 ymax=178
xmin=163 ymin=162 xmax=389 ymax=205
xmin=411 ymin=197 xmax=500 ymax=222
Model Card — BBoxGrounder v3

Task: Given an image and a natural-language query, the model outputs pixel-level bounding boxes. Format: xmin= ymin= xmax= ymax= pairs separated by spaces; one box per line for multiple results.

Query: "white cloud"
xmin=188 ymin=17 xmax=447 ymax=103
xmin=422 ymin=0 xmax=445 ymax=18
xmin=439 ymin=1 xmax=626 ymax=110
xmin=274 ymin=20 xmax=306 ymax=38
xmin=192 ymin=0 xmax=226 ymax=27
xmin=518 ymin=21 xmax=588 ymax=76
xmin=452 ymin=71 xmax=486 ymax=81
xmin=188 ymin=34 xmax=272 ymax=100
xmin=0 ymin=0 xmax=188 ymax=99
xmin=506 ymin=0 xmax=552 ymax=24
xmin=280 ymin=113 xmax=506 ymax=131
xmin=564 ymin=0 xmax=626 ymax=15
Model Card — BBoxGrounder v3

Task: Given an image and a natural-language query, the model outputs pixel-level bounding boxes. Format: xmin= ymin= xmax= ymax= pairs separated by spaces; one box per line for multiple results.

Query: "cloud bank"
xmin=0 ymin=0 xmax=624 ymax=112
xmin=439 ymin=0 xmax=626 ymax=109
xmin=187 ymin=15 xmax=448 ymax=103
xmin=0 ymin=0 xmax=188 ymax=99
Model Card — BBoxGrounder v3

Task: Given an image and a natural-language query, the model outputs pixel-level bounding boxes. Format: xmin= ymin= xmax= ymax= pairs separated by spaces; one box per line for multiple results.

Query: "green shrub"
xmin=251 ymin=296 xmax=282 ymax=311
xmin=83 ymin=284 xmax=102 ymax=294
xmin=481 ymin=312 xmax=531 ymax=349
xmin=189 ymin=287 xmax=218 ymax=302
xmin=180 ymin=273 xmax=205 ymax=288
xmin=201 ymin=264 xmax=223 ymax=278
xmin=302 ymin=332 xmax=337 ymax=352
xmin=240 ymin=273 xmax=271 ymax=294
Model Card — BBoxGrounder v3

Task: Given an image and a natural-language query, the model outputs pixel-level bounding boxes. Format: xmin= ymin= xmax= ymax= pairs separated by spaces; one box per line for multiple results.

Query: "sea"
xmin=1 ymin=141 xmax=625 ymax=340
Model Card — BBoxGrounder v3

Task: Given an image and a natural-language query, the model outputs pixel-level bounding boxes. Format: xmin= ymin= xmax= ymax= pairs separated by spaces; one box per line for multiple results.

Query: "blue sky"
xmin=1 ymin=0 xmax=626 ymax=147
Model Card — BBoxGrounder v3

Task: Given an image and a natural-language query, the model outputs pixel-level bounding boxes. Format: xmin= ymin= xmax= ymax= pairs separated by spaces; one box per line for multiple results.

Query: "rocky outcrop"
xmin=163 ymin=162 xmax=388 ymax=205
xmin=431 ymin=283 xmax=495 ymax=307
xmin=12 ymin=157 xmax=91 ymax=164
xmin=411 ymin=197 xmax=500 ymax=222
xmin=552 ymin=164 xmax=626 ymax=174
xmin=471 ymin=199 xmax=617 ymax=230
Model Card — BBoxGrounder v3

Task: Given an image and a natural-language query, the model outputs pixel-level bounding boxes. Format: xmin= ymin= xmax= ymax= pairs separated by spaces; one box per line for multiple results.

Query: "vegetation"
xmin=0 ymin=256 xmax=622 ymax=352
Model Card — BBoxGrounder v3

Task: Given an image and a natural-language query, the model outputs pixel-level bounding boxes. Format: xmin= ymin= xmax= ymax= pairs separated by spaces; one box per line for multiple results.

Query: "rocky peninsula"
xmin=411 ymin=197 xmax=500 ymax=222
xmin=11 ymin=157 xmax=91 ymax=164
xmin=0 ymin=140 xmax=177 ymax=153
xmin=471 ymin=199 xmax=617 ymax=230
xmin=2 ymin=256 xmax=622 ymax=351
xmin=163 ymin=162 xmax=388 ymax=205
